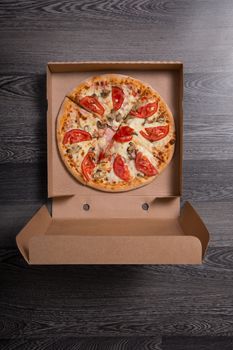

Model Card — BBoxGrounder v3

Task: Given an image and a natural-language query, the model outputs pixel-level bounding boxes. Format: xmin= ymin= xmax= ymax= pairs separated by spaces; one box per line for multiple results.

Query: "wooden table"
xmin=1 ymin=1 xmax=233 ymax=349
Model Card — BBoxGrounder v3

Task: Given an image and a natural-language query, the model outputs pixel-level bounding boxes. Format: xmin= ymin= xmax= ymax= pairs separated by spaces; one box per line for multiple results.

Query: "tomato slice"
xmin=63 ymin=129 xmax=92 ymax=145
xmin=113 ymin=155 xmax=131 ymax=182
xmin=113 ymin=126 xmax=134 ymax=143
xmin=80 ymin=96 xmax=105 ymax=116
xmin=130 ymin=102 xmax=158 ymax=118
xmin=135 ymin=152 xmax=158 ymax=177
xmin=81 ymin=152 xmax=96 ymax=181
xmin=98 ymin=150 xmax=106 ymax=162
xmin=140 ymin=125 xmax=169 ymax=142
xmin=112 ymin=86 xmax=124 ymax=111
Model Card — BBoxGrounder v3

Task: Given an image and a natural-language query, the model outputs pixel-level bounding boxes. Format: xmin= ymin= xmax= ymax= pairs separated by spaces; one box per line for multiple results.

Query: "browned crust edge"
xmin=56 ymin=75 xmax=176 ymax=192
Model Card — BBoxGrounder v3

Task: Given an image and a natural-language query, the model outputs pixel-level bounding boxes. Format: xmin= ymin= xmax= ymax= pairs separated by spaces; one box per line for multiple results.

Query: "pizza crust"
xmin=56 ymin=98 xmax=98 ymax=186
xmin=87 ymin=174 xmax=158 ymax=192
xmin=56 ymin=75 xmax=176 ymax=192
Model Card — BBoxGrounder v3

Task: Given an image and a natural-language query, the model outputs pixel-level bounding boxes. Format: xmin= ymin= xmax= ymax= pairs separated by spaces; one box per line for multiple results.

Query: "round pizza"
xmin=56 ymin=74 xmax=175 ymax=192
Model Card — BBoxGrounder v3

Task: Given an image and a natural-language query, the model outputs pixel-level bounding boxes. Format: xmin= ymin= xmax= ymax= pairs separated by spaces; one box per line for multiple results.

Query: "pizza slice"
xmin=124 ymin=87 xmax=176 ymax=172
xmin=125 ymin=87 xmax=161 ymax=134
xmin=110 ymin=140 xmax=159 ymax=180
xmin=57 ymin=97 xmax=81 ymax=133
xmin=59 ymin=137 xmax=99 ymax=184
xmin=128 ymin=87 xmax=160 ymax=118
xmin=67 ymin=74 xmax=146 ymax=129
xmin=106 ymin=75 xmax=147 ymax=128
xmin=57 ymin=98 xmax=102 ymax=184
xmin=57 ymin=75 xmax=176 ymax=192
xmin=89 ymin=137 xmax=159 ymax=191
xmin=67 ymin=75 xmax=113 ymax=122
xmin=58 ymin=97 xmax=113 ymax=145
xmin=136 ymin=120 xmax=176 ymax=174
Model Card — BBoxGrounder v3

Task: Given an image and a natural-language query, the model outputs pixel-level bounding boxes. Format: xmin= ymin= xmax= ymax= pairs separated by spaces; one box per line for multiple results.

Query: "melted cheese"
xmin=62 ymin=79 xmax=175 ymax=187
xmin=117 ymin=85 xmax=137 ymax=118
xmin=107 ymin=167 xmax=121 ymax=183
xmin=109 ymin=141 xmax=150 ymax=183
xmin=135 ymin=124 xmax=172 ymax=151
xmin=136 ymin=144 xmax=158 ymax=168
xmin=127 ymin=117 xmax=144 ymax=133
xmin=62 ymin=104 xmax=79 ymax=131
xmin=98 ymin=137 xmax=107 ymax=150
xmin=127 ymin=113 xmax=172 ymax=152
xmin=93 ymin=161 xmax=112 ymax=181
xmin=66 ymin=140 xmax=98 ymax=171
xmin=128 ymin=159 xmax=140 ymax=177
xmin=79 ymin=82 xmax=112 ymax=118
xmin=106 ymin=142 xmax=133 ymax=183
xmin=78 ymin=115 xmax=99 ymax=135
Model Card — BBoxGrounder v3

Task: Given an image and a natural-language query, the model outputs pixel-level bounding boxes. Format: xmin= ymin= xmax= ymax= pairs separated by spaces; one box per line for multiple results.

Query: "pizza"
xmin=56 ymin=74 xmax=175 ymax=192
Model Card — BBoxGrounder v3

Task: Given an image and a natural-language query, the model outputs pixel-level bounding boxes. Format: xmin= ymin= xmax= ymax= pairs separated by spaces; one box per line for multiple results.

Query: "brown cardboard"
xmin=47 ymin=62 xmax=183 ymax=198
xmin=16 ymin=201 xmax=207 ymax=264
xmin=52 ymin=196 xmax=180 ymax=219
xmin=29 ymin=236 xmax=202 ymax=264
xmin=16 ymin=61 xmax=210 ymax=265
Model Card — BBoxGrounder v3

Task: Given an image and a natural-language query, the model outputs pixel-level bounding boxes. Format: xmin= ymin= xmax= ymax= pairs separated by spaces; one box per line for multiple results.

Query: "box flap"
xmin=16 ymin=201 xmax=207 ymax=265
xmin=29 ymin=235 xmax=202 ymax=264
xmin=16 ymin=205 xmax=52 ymax=263
xmin=179 ymin=201 xmax=210 ymax=258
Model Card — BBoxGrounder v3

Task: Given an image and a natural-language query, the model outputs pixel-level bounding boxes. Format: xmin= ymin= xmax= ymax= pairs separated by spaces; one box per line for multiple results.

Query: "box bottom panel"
xmin=46 ymin=218 xmax=184 ymax=237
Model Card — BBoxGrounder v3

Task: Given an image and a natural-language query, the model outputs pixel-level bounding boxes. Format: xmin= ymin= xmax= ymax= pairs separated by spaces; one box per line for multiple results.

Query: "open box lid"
xmin=16 ymin=199 xmax=209 ymax=264
xmin=47 ymin=61 xmax=183 ymax=199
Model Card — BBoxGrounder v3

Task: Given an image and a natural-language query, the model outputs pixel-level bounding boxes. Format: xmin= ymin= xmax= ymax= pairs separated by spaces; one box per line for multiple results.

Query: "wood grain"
xmin=0 ymin=337 xmax=161 ymax=350
xmin=1 ymin=0 xmax=233 ymax=346
xmin=1 ymin=248 xmax=233 ymax=339
xmin=0 ymin=203 xmax=48 ymax=247
xmin=0 ymin=1 xmax=233 ymax=74
xmin=1 ymin=160 xmax=233 ymax=204
xmin=163 ymin=336 xmax=233 ymax=350
xmin=0 ymin=31 xmax=232 ymax=75
xmin=1 ymin=73 xmax=233 ymax=163
xmin=183 ymin=160 xmax=233 ymax=201
xmin=1 ymin=336 xmax=233 ymax=350
xmin=191 ymin=202 xmax=233 ymax=247
xmin=0 ymin=201 xmax=232 ymax=247
xmin=0 ymin=163 xmax=47 ymax=204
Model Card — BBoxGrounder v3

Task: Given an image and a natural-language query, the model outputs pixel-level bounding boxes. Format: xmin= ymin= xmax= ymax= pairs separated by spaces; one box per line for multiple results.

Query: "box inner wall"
xmin=45 ymin=218 xmax=185 ymax=237
xmin=49 ymin=67 xmax=181 ymax=198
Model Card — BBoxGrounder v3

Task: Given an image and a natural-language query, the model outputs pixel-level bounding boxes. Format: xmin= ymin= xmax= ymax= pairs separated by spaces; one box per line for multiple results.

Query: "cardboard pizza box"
xmin=16 ymin=62 xmax=209 ymax=264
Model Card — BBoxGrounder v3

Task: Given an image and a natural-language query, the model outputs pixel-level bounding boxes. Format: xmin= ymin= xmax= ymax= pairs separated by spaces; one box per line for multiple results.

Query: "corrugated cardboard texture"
xmin=47 ymin=62 xmax=183 ymax=198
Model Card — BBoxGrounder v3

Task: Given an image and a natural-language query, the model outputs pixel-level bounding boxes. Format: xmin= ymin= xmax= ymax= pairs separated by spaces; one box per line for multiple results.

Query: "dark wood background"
xmin=1 ymin=0 xmax=233 ymax=349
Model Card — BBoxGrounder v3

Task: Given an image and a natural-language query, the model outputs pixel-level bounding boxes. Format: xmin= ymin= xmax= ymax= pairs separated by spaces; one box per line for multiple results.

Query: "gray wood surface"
xmin=0 ymin=0 xmax=233 ymax=349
